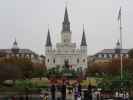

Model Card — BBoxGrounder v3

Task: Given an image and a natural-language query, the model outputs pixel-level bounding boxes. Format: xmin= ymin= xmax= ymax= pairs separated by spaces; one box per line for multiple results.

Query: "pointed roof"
xmin=116 ymin=40 xmax=120 ymax=46
xmin=81 ymin=26 xmax=87 ymax=46
xmin=115 ymin=40 xmax=121 ymax=50
xmin=62 ymin=7 xmax=71 ymax=32
xmin=45 ymin=29 xmax=52 ymax=47
xmin=11 ymin=38 xmax=19 ymax=53
xmin=12 ymin=38 xmax=19 ymax=49
xmin=63 ymin=7 xmax=70 ymax=24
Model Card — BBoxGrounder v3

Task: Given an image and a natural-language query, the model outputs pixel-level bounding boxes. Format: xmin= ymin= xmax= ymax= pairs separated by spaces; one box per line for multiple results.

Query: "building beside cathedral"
xmin=93 ymin=40 xmax=129 ymax=63
xmin=45 ymin=7 xmax=88 ymax=69
xmin=0 ymin=39 xmax=45 ymax=64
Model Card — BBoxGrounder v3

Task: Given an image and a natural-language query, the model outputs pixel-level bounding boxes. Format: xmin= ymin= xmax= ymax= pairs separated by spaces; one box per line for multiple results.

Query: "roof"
xmin=81 ymin=27 xmax=87 ymax=46
xmin=63 ymin=7 xmax=70 ymax=24
xmin=0 ymin=49 xmax=36 ymax=55
xmin=96 ymin=49 xmax=129 ymax=54
xmin=45 ymin=29 xmax=52 ymax=47
xmin=12 ymin=39 xmax=19 ymax=50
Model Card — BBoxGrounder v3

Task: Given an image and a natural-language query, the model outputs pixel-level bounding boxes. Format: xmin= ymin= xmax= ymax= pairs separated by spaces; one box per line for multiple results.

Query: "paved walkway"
xmin=0 ymin=92 xmax=75 ymax=100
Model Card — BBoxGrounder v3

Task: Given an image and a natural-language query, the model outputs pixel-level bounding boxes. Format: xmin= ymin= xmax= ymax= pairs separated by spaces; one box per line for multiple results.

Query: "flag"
xmin=118 ymin=7 xmax=121 ymax=21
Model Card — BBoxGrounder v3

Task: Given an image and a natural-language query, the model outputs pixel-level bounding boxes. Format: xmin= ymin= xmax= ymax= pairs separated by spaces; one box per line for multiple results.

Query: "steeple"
xmin=115 ymin=40 xmax=121 ymax=53
xmin=12 ymin=38 xmax=19 ymax=53
xmin=81 ymin=26 xmax=87 ymax=46
xmin=13 ymin=39 xmax=17 ymax=45
xmin=45 ymin=29 xmax=52 ymax=47
xmin=116 ymin=40 xmax=121 ymax=49
xmin=62 ymin=7 xmax=70 ymax=33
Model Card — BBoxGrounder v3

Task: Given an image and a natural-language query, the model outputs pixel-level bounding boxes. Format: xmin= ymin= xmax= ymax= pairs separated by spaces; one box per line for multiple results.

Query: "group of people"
xmin=50 ymin=83 xmax=67 ymax=100
xmin=48 ymin=82 xmax=95 ymax=100
xmin=115 ymin=90 xmax=129 ymax=100
xmin=47 ymin=83 xmax=130 ymax=100
xmin=7 ymin=82 xmax=102 ymax=100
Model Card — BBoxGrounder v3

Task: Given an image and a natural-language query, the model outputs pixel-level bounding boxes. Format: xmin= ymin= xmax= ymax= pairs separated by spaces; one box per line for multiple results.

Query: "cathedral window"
xmin=77 ymin=58 xmax=79 ymax=63
xmin=53 ymin=59 xmax=55 ymax=64
xmin=47 ymin=59 xmax=49 ymax=63
xmin=83 ymin=59 xmax=85 ymax=62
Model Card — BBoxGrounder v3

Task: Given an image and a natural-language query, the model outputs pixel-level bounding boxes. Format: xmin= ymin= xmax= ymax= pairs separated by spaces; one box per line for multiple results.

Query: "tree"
xmin=128 ymin=49 xmax=133 ymax=59
xmin=0 ymin=64 xmax=22 ymax=83
xmin=87 ymin=63 xmax=109 ymax=76
xmin=0 ymin=57 xmax=33 ymax=81
xmin=32 ymin=64 xmax=47 ymax=80
xmin=87 ymin=58 xmax=129 ymax=76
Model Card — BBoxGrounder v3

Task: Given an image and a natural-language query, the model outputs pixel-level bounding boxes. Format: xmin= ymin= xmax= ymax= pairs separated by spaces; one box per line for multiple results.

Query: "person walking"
xmin=77 ymin=92 xmax=81 ymax=100
xmin=74 ymin=86 xmax=78 ymax=100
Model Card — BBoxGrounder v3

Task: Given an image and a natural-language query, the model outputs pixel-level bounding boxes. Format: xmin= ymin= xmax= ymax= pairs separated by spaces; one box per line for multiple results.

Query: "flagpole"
xmin=119 ymin=7 xmax=123 ymax=81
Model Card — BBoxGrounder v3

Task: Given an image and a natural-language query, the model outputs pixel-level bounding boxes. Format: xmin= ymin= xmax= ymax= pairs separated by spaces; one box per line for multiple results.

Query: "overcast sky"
xmin=0 ymin=0 xmax=132 ymax=55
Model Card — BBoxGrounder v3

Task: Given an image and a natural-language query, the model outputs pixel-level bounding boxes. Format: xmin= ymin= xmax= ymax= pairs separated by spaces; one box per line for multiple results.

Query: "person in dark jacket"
xmin=50 ymin=84 xmax=56 ymax=100
xmin=78 ymin=83 xmax=82 ymax=96
xmin=61 ymin=83 xmax=66 ymax=100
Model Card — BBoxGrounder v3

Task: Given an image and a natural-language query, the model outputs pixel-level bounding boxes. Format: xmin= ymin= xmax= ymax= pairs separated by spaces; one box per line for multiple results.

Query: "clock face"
xmin=64 ymin=38 xmax=69 ymax=43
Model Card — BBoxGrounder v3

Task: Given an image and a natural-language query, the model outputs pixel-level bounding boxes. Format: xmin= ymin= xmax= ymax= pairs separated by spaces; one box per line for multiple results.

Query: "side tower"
xmin=45 ymin=29 xmax=53 ymax=68
xmin=80 ymin=26 xmax=87 ymax=68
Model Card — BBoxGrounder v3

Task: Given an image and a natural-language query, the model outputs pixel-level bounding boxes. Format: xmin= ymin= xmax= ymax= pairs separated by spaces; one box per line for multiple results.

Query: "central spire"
xmin=62 ymin=7 xmax=70 ymax=33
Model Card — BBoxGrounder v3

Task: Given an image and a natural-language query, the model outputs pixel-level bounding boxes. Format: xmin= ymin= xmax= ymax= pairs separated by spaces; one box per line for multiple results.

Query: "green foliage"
xmin=98 ymin=79 xmax=111 ymax=91
xmin=128 ymin=49 xmax=133 ymax=59
xmin=124 ymin=59 xmax=133 ymax=73
xmin=46 ymin=66 xmax=81 ymax=79
xmin=32 ymin=68 xmax=47 ymax=80
xmin=15 ymin=79 xmax=48 ymax=92
xmin=15 ymin=80 xmax=34 ymax=90
xmin=97 ymin=71 xmax=133 ymax=91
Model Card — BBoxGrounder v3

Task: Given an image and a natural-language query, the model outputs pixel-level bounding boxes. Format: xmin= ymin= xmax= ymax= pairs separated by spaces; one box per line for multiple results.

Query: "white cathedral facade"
xmin=45 ymin=7 xmax=88 ymax=69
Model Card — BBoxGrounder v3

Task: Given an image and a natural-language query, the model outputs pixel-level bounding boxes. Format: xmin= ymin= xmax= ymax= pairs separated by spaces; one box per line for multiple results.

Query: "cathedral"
xmin=45 ymin=7 xmax=87 ymax=69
